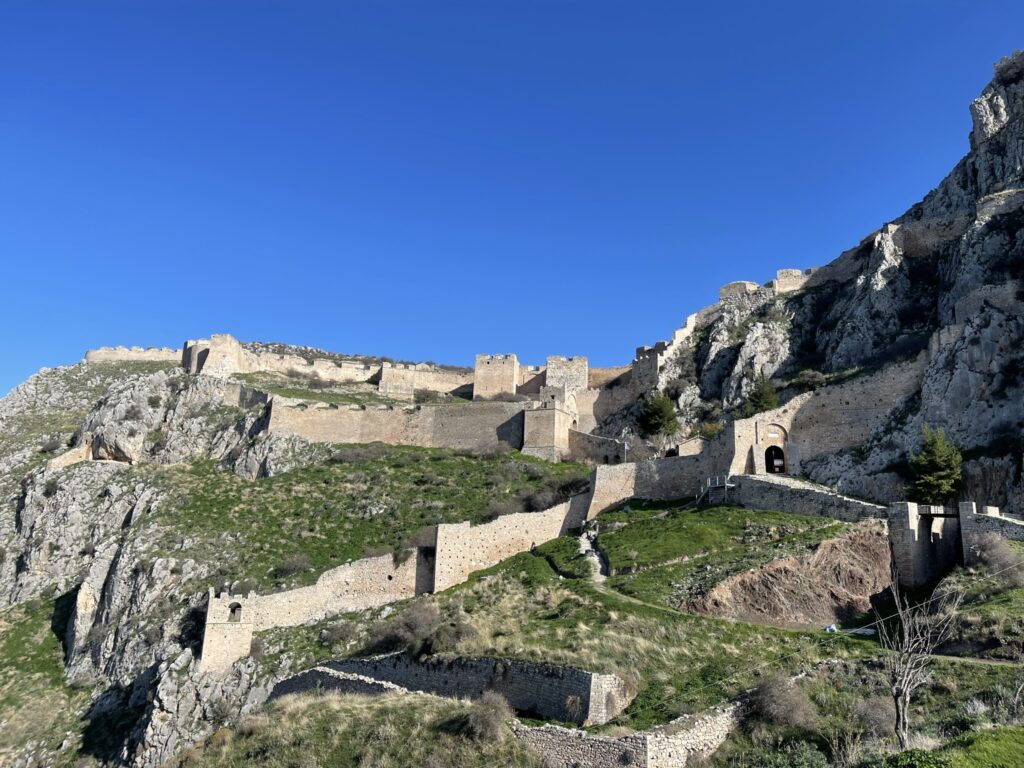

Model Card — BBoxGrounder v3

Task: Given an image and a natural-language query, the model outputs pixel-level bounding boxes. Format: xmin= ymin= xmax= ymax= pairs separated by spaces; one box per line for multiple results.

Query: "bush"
xmin=485 ymin=499 xmax=523 ymax=521
xmin=147 ymin=394 xmax=162 ymax=409
xmin=749 ymin=674 xmax=817 ymax=730
xmin=733 ymin=742 xmax=830 ymax=768
xmin=40 ymin=437 xmax=64 ymax=454
xmin=871 ymin=750 xmax=953 ymax=768
xmin=637 ymin=392 xmax=679 ymax=437
xmin=125 ymin=403 xmax=143 ymax=420
xmin=320 ymin=621 xmax=356 ymax=647
xmin=909 ymin=425 xmax=961 ymax=504
xmin=369 ymin=602 xmax=443 ymax=656
xmin=462 ymin=691 xmax=513 ymax=742
xmin=275 ymin=553 xmax=312 ymax=578
xmin=742 ymin=373 xmax=778 ymax=417
xmin=43 ymin=479 xmax=59 ymax=498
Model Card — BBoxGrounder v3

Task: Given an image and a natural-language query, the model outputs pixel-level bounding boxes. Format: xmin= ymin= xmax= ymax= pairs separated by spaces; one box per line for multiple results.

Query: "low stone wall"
xmin=84 ymin=346 xmax=180 ymax=364
xmin=568 ymin=429 xmax=625 ymax=465
xmin=511 ymin=703 xmax=740 ymax=767
xmin=45 ymin=443 xmax=92 ymax=472
xmin=958 ymin=501 xmax=1024 ymax=566
xmin=731 ymin=475 xmax=886 ymax=523
xmin=268 ymin=666 xmax=411 ymax=702
xmin=268 ymin=397 xmax=528 ymax=453
xmin=327 ymin=654 xmax=633 ymax=725
xmin=433 ymin=496 xmax=589 ymax=591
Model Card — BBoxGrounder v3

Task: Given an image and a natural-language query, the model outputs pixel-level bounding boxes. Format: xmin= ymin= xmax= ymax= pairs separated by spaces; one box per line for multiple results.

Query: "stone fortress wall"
xmin=324 ymin=654 xmax=633 ymax=725
xmin=511 ymin=703 xmax=741 ymax=768
xmin=83 ymin=346 xmax=181 ymax=364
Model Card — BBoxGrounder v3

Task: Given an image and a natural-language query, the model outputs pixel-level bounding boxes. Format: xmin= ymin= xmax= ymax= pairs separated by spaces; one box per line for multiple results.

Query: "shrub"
xmin=43 ymin=479 xmax=59 ymax=498
xmin=275 ymin=553 xmax=312 ymax=578
xmin=485 ymin=499 xmax=523 ymax=521
xmin=749 ymin=674 xmax=817 ymax=730
xmin=147 ymin=394 xmax=162 ymax=409
xmin=40 ymin=437 xmax=63 ymax=454
xmin=909 ymin=425 xmax=961 ymax=504
xmin=742 ymin=373 xmax=778 ymax=416
xmin=207 ymin=696 xmax=234 ymax=728
xmin=320 ymin=621 xmax=356 ymax=647
xmin=692 ymin=420 xmax=724 ymax=440
xmin=369 ymin=602 xmax=443 ymax=656
xmin=462 ymin=691 xmax=513 ymax=742
xmin=125 ymin=403 xmax=143 ymax=420
xmin=733 ymin=742 xmax=829 ymax=768
xmin=432 ymin=615 xmax=477 ymax=651
xmin=794 ymin=369 xmax=827 ymax=391
xmin=871 ymin=750 xmax=953 ymax=768
xmin=637 ymin=392 xmax=679 ymax=437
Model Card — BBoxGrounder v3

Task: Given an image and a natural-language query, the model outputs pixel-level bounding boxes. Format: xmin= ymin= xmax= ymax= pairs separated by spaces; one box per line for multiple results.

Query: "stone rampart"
xmin=586 ymin=454 xmax=711 ymax=518
xmin=377 ymin=363 xmax=473 ymax=400
xmin=84 ymin=346 xmax=180 ymax=364
xmin=511 ymin=703 xmax=740 ymax=767
xmin=432 ymin=497 xmax=589 ymax=591
xmin=327 ymin=654 xmax=632 ymax=725
xmin=474 ymin=354 xmax=519 ymax=399
xmin=958 ymin=501 xmax=1024 ymax=565
xmin=45 ymin=443 xmax=92 ymax=472
xmin=546 ymin=356 xmax=589 ymax=395
xmin=731 ymin=475 xmax=885 ymax=523
xmin=568 ymin=429 xmax=626 ymax=465
xmin=888 ymin=502 xmax=962 ymax=588
xmin=267 ymin=397 xmax=528 ymax=452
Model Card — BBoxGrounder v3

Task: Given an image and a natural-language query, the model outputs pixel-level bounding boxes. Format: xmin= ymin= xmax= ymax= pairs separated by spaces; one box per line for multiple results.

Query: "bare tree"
xmin=877 ymin=571 xmax=963 ymax=750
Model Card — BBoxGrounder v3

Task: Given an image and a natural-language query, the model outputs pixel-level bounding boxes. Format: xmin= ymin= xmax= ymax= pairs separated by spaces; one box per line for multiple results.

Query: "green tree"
xmin=909 ymin=425 xmax=962 ymax=504
xmin=742 ymin=373 xmax=778 ymax=416
xmin=638 ymin=392 xmax=679 ymax=437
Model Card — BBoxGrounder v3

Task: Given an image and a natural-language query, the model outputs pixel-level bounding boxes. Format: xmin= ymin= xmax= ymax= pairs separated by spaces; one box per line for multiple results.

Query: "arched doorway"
xmin=765 ymin=445 xmax=785 ymax=474
xmin=228 ymin=602 xmax=242 ymax=622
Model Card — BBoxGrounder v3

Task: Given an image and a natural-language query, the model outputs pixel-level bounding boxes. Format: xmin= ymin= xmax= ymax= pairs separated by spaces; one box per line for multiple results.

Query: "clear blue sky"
xmin=1 ymin=2 xmax=1021 ymax=394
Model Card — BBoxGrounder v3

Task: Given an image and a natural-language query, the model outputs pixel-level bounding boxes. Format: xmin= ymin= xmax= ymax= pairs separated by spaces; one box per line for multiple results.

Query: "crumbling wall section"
xmin=328 ymin=654 xmax=631 ymax=725
xmin=83 ymin=346 xmax=180 ymax=365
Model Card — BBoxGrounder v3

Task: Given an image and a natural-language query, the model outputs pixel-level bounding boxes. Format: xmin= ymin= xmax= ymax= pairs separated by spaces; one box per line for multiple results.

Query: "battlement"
xmin=84 ymin=346 xmax=180 ymax=365
xmin=473 ymin=353 xmax=520 ymax=400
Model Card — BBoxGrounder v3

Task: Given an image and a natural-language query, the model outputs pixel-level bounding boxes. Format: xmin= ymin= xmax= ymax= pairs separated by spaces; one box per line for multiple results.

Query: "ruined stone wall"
xmin=959 ymin=502 xmax=1024 ymax=565
xmin=546 ymin=356 xmax=589 ymax=395
xmin=253 ymin=552 xmax=422 ymax=628
xmin=46 ymin=443 xmax=92 ymax=472
xmin=433 ymin=498 xmax=588 ymax=591
xmin=511 ymin=703 xmax=740 ymax=768
xmin=474 ymin=354 xmax=519 ymax=399
xmin=731 ymin=475 xmax=885 ymax=522
xmin=771 ymin=268 xmax=818 ymax=295
xmin=568 ymin=430 xmax=626 ymax=465
xmin=888 ymin=502 xmax=962 ymax=588
xmin=727 ymin=357 xmax=925 ymax=476
xmin=377 ymin=363 xmax=473 ymax=400
xmin=268 ymin=397 xmax=527 ymax=452
xmin=268 ymin=666 xmax=410 ymax=702
xmin=199 ymin=590 xmax=256 ymax=674
xmin=328 ymin=654 xmax=631 ymax=725
xmin=518 ymin=365 xmax=547 ymax=395
xmin=83 ymin=346 xmax=180 ymax=364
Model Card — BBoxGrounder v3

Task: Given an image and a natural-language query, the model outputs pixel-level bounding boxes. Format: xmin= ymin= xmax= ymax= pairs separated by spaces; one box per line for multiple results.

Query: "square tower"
xmin=473 ymin=354 xmax=519 ymax=400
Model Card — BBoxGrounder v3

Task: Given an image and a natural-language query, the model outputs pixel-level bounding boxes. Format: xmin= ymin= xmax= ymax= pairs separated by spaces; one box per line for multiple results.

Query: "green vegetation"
xmin=944 ymin=725 xmax=1024 ymax=767
xmin=232 ymin=371 xmax=398 ymax=407
xmin=0 ymin=598 xmax=90 ymax=764
xmin=741 ymin=373 xmax=779 ymax=417
xmin=170 ymin=692 xmax=540 ymax=768
xmin=909 ymin=425 xmax=962 ymax=505
xmin=637 ymin=391 xmax=679 ymax=437
xmin=140 ymin=445 xmax=588 ymax=590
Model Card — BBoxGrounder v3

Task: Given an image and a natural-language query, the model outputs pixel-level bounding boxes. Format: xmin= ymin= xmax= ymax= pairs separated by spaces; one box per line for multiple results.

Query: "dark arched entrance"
xmin=765 ymin=445 xmax=785 ymax=474
xmin=228 ymin=602 xmax=242 ymax=622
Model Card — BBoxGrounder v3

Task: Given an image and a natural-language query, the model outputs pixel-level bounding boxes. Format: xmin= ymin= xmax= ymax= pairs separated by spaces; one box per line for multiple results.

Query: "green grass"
xmin=0 ymin=598 xmax=90 ymax=765
xmin=169 ymin=692 xmax=540 ymax=768
xmin=595 ymin=503 xmax=848 ymax=608
xmin=945 ymin=726 xmax=1024 ymax=767
xmin=139 ymin=445 xmax=588 ymax=591
xmin=233 ymin=371 xmax=399 ymax=407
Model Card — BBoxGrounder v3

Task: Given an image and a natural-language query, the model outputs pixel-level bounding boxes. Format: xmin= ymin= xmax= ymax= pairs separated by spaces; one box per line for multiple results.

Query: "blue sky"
xmin=1 ymin=2 xmax=1021 ymax=394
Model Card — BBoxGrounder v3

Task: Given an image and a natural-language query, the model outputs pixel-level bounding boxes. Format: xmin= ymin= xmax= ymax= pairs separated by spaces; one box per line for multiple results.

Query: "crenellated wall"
xmin=377 ymin=363 xmax=473 ymax=400
xmin=84 ymin=346 xmax=180 ymax=364
xmin=267 ymin=397 xmax=528 ymax=452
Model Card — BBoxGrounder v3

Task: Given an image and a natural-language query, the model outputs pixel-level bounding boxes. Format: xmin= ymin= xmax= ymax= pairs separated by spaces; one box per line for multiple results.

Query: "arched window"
xmin=228 ymin=602 xmax=242 ymax=623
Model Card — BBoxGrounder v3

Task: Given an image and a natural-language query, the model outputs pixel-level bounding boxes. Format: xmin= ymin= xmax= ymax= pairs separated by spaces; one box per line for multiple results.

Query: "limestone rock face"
xmin=722 ymin=320 xmax=791 ymax=407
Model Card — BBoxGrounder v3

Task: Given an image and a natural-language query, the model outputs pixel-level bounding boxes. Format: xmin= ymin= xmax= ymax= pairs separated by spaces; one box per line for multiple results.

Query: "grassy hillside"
xmin=597 ymin=502 xmax=849 ymax=608
xmin=169 ymin=692 xmax=540 ymax=768
xmin=0 ymin=598 xmax=90 ymax=767
xmin=139 ymin=445 xmax=588 ymax=591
